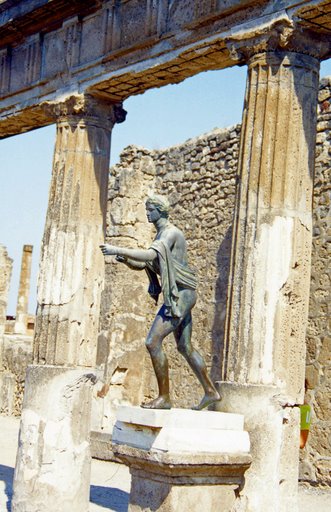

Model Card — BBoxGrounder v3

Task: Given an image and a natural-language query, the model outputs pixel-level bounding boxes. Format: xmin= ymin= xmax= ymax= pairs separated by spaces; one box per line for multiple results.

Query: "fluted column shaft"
xmin=216 ymin=37 xmax=324 ymax=510
xmin=33 ymin=95 xmax=116 ymax=367
xmin=223 ymin=51 xmax=320 ymax=402
xmin=15 ymin=244 xmax=33 ymax=334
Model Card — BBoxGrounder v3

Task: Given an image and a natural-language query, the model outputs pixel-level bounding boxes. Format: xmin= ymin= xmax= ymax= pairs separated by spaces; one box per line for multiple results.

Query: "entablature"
xmin=0 ymin=0 xmax=330 ymax=138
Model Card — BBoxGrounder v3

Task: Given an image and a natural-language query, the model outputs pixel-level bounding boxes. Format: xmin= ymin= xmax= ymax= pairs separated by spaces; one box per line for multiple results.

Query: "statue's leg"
xmin=142 ymin=305 xmax=177 ymax=409
xmin=174 ymin=303 xmax=221 ymax=410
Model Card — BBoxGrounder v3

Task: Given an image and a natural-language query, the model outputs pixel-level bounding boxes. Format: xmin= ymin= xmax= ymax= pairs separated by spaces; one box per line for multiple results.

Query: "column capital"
xmin=43 ymin=93 xmax=127 ymax=129
xmin=226 ymin=16 xmax=331 ymax=63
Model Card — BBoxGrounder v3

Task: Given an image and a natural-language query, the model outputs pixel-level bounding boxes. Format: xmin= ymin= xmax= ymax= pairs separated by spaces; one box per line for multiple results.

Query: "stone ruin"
xmin=98 ymin=77 xmax=331 ymax=489
xmin=0 ymin=1 xmax=330 ymax=511
xmin=0 ymin=245 xmax=34 ymax=415
xmin=1 ymin=77 xmax=330 ymax=491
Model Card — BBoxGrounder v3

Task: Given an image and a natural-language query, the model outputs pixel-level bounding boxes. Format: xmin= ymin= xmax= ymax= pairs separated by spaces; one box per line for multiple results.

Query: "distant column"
xmin=14 ymin=244 xmax=33 ymax=335
xmin=0 ymin=244 xmax=13 ymax=335
xmin=12 ymin=94 xmax=126 ymax=512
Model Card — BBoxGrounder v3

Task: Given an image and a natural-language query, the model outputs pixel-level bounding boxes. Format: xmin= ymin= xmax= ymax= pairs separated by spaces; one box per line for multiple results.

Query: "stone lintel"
xmin=1 ymin=1 xmax=330 ymax=138
xmin=0 ymin=0 xmax=101 ymax=45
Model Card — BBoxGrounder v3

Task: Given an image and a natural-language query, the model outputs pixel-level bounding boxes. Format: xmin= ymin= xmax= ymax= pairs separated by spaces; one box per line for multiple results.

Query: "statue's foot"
xmin=192 ymin=391 xmax=221 ymax=411
xmin=141 ymin=396 xmax=172 ymax=409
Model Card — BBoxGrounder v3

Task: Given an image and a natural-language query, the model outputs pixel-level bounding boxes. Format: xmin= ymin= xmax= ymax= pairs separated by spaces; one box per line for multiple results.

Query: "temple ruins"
xmin=0 ymin=1 xmax=330 ymax=511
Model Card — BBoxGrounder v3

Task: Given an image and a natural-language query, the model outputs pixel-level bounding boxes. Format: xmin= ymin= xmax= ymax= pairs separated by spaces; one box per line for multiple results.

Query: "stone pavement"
xmin=0 ymin=415 xmax=330 ymax=512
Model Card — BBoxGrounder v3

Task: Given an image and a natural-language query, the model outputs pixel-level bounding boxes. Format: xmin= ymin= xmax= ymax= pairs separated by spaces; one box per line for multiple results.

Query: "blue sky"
xmin=1 ymin=61 xmax=330 ymax=314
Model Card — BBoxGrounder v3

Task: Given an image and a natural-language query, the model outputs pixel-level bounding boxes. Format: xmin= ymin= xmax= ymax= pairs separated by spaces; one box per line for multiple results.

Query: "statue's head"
xmin=145 ymin=194 xmax=170 ymax=219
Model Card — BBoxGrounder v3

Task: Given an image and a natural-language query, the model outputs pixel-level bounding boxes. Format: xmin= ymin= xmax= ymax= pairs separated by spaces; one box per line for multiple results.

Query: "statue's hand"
xmin=115 ymin=255 xmax=127 ymax=263
xmin=99 ymin=244 xmax=119 ymax=256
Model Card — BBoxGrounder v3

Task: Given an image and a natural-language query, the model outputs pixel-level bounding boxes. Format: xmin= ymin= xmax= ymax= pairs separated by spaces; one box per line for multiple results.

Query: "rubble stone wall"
xmin=299 ymin=77 xmax=331 ymax=488
xmin=0 ymin=335 xmax=33 ymax=415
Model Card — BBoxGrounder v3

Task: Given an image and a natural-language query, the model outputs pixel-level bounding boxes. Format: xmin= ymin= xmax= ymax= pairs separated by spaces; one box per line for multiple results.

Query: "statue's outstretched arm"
xmin=100 ymin=244 xmax=157 ymax=262
xmin=116 ymin=255 xmax=146 ymax=270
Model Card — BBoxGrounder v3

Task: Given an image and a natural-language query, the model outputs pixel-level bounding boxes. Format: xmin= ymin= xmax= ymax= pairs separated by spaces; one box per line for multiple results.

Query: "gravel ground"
xmin=1 ymin=415 xmax=330 ymax=512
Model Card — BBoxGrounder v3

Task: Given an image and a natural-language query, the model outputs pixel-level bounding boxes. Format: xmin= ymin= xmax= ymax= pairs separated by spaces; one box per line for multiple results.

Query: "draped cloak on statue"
xmin=145 ymin=239 xmax=197 ymax=318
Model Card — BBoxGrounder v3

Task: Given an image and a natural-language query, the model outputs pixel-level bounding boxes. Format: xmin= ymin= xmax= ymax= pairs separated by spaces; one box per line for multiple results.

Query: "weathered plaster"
xmin=252 ymin=217 xmax=294 ymax=385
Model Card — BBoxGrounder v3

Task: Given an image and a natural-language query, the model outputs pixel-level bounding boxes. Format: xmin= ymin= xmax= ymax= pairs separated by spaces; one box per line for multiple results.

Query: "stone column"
xmin=0 ymin=245 xmax=13 ymax=412
xmin=33 ymin=96 xmax=121 ymax=367
xmin=12 ymin=95 xmax=126 ymax=512
xmin=14 ymin=244 xmax=33 ymax=334
xmin=217 ymin=20 xmax=329 ymax=512
xmin=0 ymin=244 xmax=13 ymax=335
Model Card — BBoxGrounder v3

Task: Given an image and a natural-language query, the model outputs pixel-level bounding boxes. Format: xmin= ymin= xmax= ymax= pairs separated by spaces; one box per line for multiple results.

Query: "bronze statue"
xmin=100 ymin=195 xmax=220 ymax=410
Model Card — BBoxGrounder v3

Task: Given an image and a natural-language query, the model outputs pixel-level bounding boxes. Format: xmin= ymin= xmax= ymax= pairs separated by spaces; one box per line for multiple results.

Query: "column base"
xmin=112 ymin=406 xmax=251 ymax=512
xmin=12 ymin=364 xmax=96 ymax=512
xmin=215 ymin=381 xmax=300 ymax=512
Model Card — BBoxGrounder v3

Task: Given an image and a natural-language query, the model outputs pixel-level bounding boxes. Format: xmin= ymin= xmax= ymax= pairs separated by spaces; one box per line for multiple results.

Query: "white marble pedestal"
xmin=112 ymin=406 xmax=251 ymax=512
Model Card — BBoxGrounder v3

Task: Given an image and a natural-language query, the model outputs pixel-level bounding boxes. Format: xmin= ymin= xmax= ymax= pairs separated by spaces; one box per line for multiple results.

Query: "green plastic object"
xmin=300 ymin=404 xmax=312 ymax=431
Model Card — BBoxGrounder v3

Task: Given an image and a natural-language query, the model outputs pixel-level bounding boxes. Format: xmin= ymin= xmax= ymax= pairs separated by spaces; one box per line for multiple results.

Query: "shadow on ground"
xmin=0 ymin=464 xmax=129 ymax=512
xmin=0 ymin=464 xmax=14 ymax=512
xmin=90 ymin=485 xmax=129 ymax=511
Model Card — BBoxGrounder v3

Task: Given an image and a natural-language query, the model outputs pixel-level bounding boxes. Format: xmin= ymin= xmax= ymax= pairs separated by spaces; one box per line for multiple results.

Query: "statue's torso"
xmin=154 ymin=223 xmax=188 ymax=267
